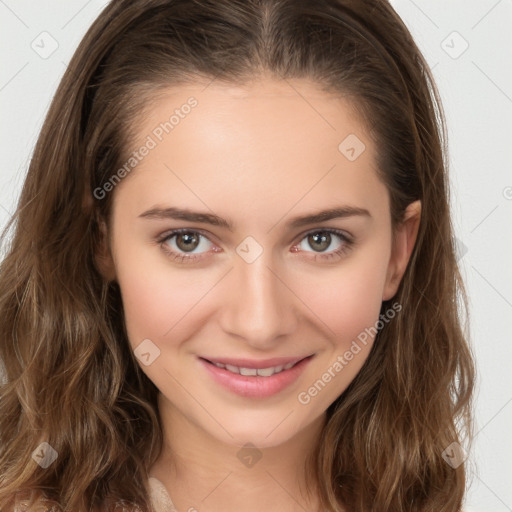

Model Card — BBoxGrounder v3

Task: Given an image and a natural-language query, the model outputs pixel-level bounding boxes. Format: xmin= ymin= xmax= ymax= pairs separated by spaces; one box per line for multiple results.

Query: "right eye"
xmin=157 ymin=229 xmax=219 ymax=263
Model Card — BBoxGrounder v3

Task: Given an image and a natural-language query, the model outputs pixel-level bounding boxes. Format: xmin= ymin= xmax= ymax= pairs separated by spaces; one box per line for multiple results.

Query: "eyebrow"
xmin=138 ymin=205 xmax=371 ymax=230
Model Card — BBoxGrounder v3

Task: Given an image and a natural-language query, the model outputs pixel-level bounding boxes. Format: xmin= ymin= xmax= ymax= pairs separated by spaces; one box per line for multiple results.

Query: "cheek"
xmin=290 ymin=257 xmax=391 ymax=412
xmin=113 ymin=243 xmax=211 ymax=347
xmin=292 ymin=253 xmax=390 ymax=345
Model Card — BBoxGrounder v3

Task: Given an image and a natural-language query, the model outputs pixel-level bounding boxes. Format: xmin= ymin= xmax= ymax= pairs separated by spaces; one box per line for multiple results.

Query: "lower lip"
xmin=199 ymin=356 xmax=314 ymax=398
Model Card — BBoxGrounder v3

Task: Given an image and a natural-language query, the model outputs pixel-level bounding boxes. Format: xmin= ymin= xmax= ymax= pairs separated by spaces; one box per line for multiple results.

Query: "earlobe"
xmin=382 ymin=200 xmax=421 ymax=301
xmin=94 ymin=217 xmax=117 ymax=282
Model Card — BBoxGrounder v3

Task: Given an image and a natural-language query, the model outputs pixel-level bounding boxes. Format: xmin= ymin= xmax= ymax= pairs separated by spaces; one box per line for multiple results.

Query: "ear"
xmin=382 ymin=200 xmax=421 ymax=301
xmin=95 ymin=216 xmax=117 ymax=282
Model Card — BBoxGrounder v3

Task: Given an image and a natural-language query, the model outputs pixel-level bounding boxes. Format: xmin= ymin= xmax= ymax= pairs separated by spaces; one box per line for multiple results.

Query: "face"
xmin=98 ymin=78 xmax=419 ymax=449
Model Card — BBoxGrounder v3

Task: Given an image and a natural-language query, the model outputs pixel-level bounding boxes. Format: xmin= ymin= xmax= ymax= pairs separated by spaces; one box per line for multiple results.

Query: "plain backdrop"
xmin=1 ymin=1 xmax=511 ymax=510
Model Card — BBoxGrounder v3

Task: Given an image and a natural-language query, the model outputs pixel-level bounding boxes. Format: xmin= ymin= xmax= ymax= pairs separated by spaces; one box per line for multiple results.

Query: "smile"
xmin=209 ymin=360 xmax=298 ymax=377
xmin=198 ymin=355 xmax=314 ymax=398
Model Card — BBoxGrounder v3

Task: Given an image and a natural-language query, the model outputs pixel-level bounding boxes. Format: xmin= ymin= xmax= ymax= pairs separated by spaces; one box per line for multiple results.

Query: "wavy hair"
xmin=0 ymin=0 xmax=475 ymax=510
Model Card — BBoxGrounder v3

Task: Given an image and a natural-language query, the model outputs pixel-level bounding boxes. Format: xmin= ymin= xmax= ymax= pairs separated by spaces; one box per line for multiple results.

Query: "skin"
xmin=97 ymin=78 xmax=421 ymax=512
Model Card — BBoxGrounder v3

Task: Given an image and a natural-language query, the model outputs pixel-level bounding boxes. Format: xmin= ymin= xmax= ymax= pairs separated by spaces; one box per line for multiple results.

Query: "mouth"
xmin=199 ymin=355 xmax=307 ymax=377
xmin=198 ymin=354 xmax=314 ymax=398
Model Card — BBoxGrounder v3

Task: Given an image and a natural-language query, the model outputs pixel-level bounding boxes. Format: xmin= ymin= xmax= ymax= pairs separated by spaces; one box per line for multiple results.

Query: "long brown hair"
xmin=0 ymin=0 xmax=475 ymax=510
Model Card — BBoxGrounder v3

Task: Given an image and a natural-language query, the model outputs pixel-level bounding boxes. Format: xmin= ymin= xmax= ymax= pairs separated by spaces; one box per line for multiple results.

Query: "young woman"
xmin=0 ymin=0 xmax=475 ymax=511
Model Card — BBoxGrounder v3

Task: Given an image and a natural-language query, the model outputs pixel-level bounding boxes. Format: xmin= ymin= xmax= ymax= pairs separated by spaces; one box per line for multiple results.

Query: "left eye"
xmin=295 ymin=230 xmax=349 ymax=254
xmin=157 ymin=228 xmax=353 ymax=263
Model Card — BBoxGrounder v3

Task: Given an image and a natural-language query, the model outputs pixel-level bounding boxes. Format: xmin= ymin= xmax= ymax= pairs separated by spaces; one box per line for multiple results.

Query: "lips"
xmin=202 ymin=355 xmax=306 ymax=370
xmin=198 ymin=354 xmax=314 ymax=398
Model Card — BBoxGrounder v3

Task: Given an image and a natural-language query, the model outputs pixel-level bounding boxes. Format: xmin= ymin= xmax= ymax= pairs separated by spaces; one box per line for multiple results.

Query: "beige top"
xmin=146 ymin=478 xmax=469 ymax=512
xmin=148 ymin=477 xmax=177 ymax=512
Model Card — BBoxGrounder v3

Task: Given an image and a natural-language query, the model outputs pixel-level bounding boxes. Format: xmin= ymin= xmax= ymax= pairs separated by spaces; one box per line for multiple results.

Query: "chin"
xmin=202 ymin=407 xmax=320 ymax=450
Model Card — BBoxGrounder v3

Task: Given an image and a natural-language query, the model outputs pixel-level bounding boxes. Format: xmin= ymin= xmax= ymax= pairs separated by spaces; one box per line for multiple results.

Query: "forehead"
xmin=133 ymin=77 xmax=369 ymax=154
xmin=113 ymin=78 xmax=388 ymax=226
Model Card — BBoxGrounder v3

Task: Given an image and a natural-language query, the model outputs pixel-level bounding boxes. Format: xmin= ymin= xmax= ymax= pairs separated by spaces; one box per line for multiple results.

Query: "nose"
xmin=218 ymin=250 xmax=298 ymax=350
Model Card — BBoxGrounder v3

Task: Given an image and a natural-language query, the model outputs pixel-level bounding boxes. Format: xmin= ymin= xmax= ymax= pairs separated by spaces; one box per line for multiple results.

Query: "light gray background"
xmin=1 ymin=1 xmax=511 ymax=510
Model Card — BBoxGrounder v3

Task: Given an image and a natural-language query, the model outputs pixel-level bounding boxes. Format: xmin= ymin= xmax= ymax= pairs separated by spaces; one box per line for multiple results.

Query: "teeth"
xmin=225 ymin=364 xmax=239 ymax=374
xmin=239 ymin=367 xmax=257 ymax=376
xmin=256 ymin=367 xmax=275 ymax=377
xmin=211 ymin=361 xmax=298 ymax=377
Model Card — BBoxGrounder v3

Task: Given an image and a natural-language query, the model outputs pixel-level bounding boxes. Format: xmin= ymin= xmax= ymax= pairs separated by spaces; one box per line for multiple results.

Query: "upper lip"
xmin=201 ymin=355 xmax=312 ymax=369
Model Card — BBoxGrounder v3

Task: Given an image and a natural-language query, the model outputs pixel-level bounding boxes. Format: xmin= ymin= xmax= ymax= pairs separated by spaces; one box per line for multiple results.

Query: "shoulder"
xmin=3 ymin=491 xmax=62 ymax=512
xmin=147 ymin=477 xmax=177 ymax=512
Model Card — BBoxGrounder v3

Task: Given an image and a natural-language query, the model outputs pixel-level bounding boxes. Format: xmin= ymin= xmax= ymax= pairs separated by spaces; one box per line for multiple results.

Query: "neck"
xmin=149 ymin=393 xmax=326 ymax=512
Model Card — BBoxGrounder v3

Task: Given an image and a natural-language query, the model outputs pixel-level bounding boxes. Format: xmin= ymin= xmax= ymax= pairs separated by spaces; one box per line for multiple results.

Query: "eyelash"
xmin=156 ymin=228 xmax=355 ymax=264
